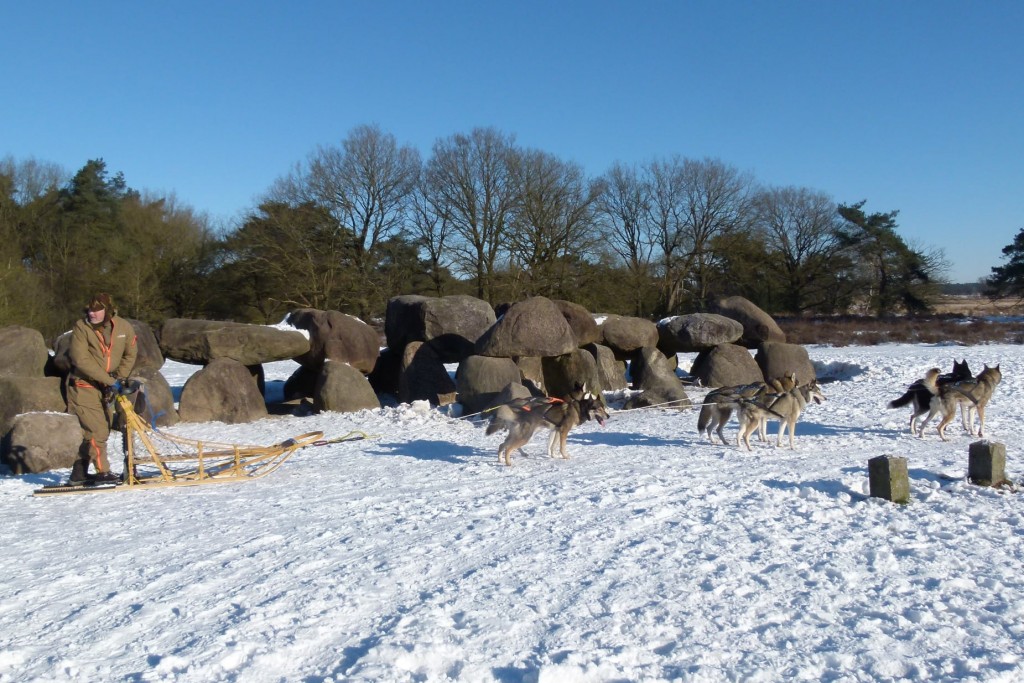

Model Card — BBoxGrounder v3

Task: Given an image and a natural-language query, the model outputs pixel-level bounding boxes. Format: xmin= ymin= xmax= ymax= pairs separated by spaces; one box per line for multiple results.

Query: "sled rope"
xmin=308 ymin=431 xmax=379 ymax=447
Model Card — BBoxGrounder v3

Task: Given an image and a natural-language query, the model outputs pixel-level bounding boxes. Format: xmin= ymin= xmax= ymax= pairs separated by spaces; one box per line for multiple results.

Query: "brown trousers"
xmin=67 ymin=383 xmax=113 ymax=478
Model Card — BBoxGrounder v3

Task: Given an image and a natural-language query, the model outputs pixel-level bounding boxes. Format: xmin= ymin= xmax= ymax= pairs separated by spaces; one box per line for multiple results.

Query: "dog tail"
xmin=696 ymin=402 xmax=713 ymax=433
xmin=888 ymin=390 xmax=916 ymax=409
xmin=485 ymin=405 xmax=516 ymax=435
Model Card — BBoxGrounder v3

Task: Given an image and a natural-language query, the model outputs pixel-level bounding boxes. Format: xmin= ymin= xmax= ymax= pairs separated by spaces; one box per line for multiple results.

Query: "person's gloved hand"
xmin=112 ymin=379 xmax=124 ymax=394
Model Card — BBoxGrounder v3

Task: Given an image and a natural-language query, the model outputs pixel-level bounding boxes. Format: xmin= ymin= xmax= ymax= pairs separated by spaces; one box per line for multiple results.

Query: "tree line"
xmin=2 ymin=125 xmax=948 ymax=339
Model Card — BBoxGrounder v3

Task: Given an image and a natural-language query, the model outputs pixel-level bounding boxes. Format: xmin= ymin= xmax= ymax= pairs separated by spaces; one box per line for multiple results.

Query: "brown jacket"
xmin=69 ymin=316 xmax=138 ymax=388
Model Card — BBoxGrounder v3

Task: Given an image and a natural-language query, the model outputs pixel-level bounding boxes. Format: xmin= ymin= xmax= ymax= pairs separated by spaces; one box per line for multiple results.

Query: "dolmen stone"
xmin=385 ymin=294 xmax=496 ymax=363
xmin=624 ymin=347 xmax=691 ymax=411
xmin=554 ymin=300 xmax=601 ymax=347
xmin=177 ymin=358 xmax=268 ymax=424
xmin=456 ymin=355 xmax=523 ymax=415
xmin=130 ymin=367 xmax=180 ymax=427
xmin=0 ymin=325 xmax=48 ymax=377
xmin=542 ymin=348 xmax=603 ymax=398
xmin=475 ymin=297 xmax=576 ymax=358
xmin=755 ymin=342 xmax=816 ymax=387
xmin=598 ymin=314 xmax=659 ymax=360
xmin=2 ymin=412 xmax=82 ymax=474
xmin=288 ymin=308 xmax=381 ymax=374
xmin=160 ymin=318 xmax=310 ymax=366
xmin=399 ymin=341 xmax=457 ymax=406
xmin=585 ymin=343 xmax=628 ymax=392
xmin=0 ymin=376 xmax=65 ymax=436
xmin=657 ymin=314 xmax=744 ymax=354
xmin=690 ymin=343 xmax=764 ymax=388
xmin=124 ymin=319 xmax=165 ymax=372
xmin=711 ymin=296 xmax=786 ymax=348
xmin=314 ymin=361 xmax=381 ymax=413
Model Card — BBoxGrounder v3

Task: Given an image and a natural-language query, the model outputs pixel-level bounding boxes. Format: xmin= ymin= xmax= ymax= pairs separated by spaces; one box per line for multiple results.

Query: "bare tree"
xmin=645 ymin=156 xmax=688 ymax=314
xmin=507 ymin=149 xmax=603 ymax=299
xmin=0 ymin=155 xmax=66 ymax=204
xmin=596 ymin=162 xmax=655 ymax=315
xmin=751 ymin=186 xmax=850 ymax=314
xmin=408 ymin=181 xmax=454 ymax=296
xmin=677 ymin=157 xmax=753 ymax=310
xmin=268 ymin=124 xmax=420 ymax=315
xmin=424 ymin=127 xmax=518 ymax=302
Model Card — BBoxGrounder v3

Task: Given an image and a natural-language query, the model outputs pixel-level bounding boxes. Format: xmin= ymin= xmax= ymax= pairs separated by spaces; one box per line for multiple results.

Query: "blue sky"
xmin=3 ymin=1 xmax=1022 ymax=283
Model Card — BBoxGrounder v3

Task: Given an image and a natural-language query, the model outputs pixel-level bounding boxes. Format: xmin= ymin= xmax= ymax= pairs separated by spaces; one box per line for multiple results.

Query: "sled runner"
xmin=34 ymin=389 xmax=322 ymax=496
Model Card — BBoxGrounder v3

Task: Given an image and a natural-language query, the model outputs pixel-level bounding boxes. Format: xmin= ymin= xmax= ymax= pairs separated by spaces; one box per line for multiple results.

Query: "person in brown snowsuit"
xmin=66 ymin=293 xmax=137 ymax=484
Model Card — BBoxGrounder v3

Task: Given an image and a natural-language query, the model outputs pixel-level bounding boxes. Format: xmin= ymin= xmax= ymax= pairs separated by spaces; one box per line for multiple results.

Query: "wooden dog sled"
xmin=34 ymin=391 xmax=322 ymax=496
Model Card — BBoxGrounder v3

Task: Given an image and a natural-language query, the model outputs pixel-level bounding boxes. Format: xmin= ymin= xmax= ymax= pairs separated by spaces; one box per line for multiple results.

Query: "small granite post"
xmin=968 ymin=441 xmax=1008 ymax=487
xmin=868 ymin=455 xmax=910 ymax=504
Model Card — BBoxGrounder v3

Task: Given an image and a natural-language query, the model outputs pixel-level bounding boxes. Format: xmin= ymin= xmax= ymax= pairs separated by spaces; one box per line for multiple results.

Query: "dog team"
xmin=485 ymin=358 xmax=1002 ymax=466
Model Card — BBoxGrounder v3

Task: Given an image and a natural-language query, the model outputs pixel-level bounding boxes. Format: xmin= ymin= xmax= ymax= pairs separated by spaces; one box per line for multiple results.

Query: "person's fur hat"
xmin=86 ymin=293 xmax=116 ymax=316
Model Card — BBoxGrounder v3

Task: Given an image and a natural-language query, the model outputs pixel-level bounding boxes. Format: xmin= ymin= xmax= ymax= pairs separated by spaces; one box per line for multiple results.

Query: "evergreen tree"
xmin=836 ymin=201 xmax=940 ymax=316
xmin=987 ymin=226 xmax=1024 ymax=299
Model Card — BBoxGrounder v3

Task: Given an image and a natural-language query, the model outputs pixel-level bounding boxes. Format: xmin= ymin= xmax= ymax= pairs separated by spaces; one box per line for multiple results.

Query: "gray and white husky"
xmin=485 ymin=384 xmax=609 ymax=466
xmin=736 ymin=379 xmax=826 ymax=450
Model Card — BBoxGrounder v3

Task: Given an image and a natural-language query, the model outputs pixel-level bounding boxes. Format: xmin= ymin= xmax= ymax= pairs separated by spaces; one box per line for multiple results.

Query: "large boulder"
xmin=123 ymin=319 xmax=165 ymax=373
xmin=657 ymin=314 xmax=744 ymax=354
xmin=689 ymin=343 xmax=764 ymax=388
xmin=313 ymin=361 xmax=381 ymax=413
xmin=284 ymin=365 xmax=320 ymax=402
xmin=0 ymin=326 xmax=48 ymax=377
xmin=367 ymin=347 xmax=403 ymax=398
xmin=287 ymin=309 xmax=380 ymax=374
xmin=130 ymin=368 xmax=179 ymax=427
xmin=711 ymin=296 xmax=786 ymax=348
xmin=542 ymin=349 xmax=603 ymax=398
xmin=160 ymin=319 xmax=310 ymax=366
xmin=385 ymin=295 xmax=496 ymax=363
xmin=456 ymin=355 xmax=523 ymax=415
xmin=755 ymin=342 xmax=817 ymax=386
xmin=599 ymin=315 xmax=659 ymax=359
xmin=482 ymin=382 xmax=535 ymax=413
xmin=399 ymin=341 xmax=457 ymax=406
xmin=554 ymin=300 xmax=601 ymax=347
xmin=584 ymin=343 xmax=628 ymax=392
xmin=0 ymin=376 xmax=66 ymax=436
xmin=622 ymin=347 xmax=691 ymax=411
xmin=474 ymin=297 xmax=576 ymax=358
xmin=2 ymin=412 xmax=82 ymax=474
xmin=515 ymin=357 xmax=546 ymax=395
xmin=177 ymin=358 xmax=268 ymax=424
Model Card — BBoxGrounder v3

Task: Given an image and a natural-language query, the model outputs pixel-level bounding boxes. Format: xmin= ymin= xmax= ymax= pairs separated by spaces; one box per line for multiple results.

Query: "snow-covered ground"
xmin=2 ymin=343 xmax=1023 ymax=682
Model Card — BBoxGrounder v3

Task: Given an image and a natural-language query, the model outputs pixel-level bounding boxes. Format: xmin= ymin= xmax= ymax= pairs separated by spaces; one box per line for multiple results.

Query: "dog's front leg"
xmin=548 ymin=430 xmax=570 ymax=459
xmin=547 ymin=430 xmax=558 ymax=459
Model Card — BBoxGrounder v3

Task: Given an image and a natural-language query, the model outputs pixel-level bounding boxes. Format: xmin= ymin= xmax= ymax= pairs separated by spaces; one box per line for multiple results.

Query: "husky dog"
xmin=736 ymin=379 xmax=825 ymax=451
xmin=697 ymin=382 xmax=769 ymax=445
xmin=696 ymin=374 xmax=799 ymax=445
xmin=888 ymin=360 xmax=971 ymax=434
xmin=919 ymin=364 xmax=1001 ymax=441
xmin=485 ymin=384 xmax=609 ymax=466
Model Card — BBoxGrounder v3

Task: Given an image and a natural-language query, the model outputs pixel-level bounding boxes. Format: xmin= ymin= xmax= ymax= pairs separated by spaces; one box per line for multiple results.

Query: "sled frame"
xmin=117 ymin=393 xmax=323 ymax=489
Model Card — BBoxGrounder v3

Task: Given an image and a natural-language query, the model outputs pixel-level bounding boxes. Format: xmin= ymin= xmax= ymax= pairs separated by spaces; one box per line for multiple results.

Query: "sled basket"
xmin=34 ymin=391 xmax=322 ymax=496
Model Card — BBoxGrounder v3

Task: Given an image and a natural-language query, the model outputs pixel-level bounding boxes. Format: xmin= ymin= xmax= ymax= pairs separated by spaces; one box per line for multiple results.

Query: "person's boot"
xmin=67 ymin=443 xmax=91 ymax=485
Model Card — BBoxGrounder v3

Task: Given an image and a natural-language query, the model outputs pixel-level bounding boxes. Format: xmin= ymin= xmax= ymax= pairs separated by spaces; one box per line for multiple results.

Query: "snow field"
xmin=1 ymin=343 xmax=1023 ymax=682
